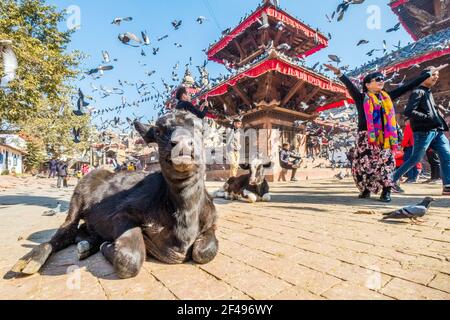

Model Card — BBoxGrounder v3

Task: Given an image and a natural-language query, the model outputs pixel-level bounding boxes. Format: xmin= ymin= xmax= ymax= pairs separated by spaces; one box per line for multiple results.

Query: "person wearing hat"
xmin=325 ymin=63 xmax=436 ymax=202
xmin=226 ymin=118 xmax=242 ymax=178
xmin=393 ymin=65 xmax=450 ymax=196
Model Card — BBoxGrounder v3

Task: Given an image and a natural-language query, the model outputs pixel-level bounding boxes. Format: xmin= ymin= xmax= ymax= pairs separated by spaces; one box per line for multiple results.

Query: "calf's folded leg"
xmin=101 ymin=227 xmax=146 ymax=279
xmin=192 ymin=227 xmax=219 ymax=264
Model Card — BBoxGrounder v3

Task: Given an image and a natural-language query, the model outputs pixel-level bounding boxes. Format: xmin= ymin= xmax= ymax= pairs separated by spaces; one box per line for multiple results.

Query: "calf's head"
xmin=135 ymin=111 xmax=205 ymax=180
xmin=240 ymin=157 xmax=273 ymax=186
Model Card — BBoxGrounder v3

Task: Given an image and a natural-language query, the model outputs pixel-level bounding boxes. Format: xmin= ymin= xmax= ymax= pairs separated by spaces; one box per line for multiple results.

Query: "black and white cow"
xmin=215 ymin=157 xmax=273 ymax=203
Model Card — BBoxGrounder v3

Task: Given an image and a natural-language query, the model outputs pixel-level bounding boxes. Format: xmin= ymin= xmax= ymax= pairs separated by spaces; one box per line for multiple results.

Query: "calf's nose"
xmin=171 ymin=130 xmax=194 ymax=157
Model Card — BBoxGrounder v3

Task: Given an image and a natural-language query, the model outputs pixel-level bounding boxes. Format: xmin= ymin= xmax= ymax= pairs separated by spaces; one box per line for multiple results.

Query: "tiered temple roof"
xmin=200 ymin=1 xmax=351 ymax=122
xmin=207 ymin=1 xmax=328 ymax=68
xmin=389 ymin=0 xmax=450 ymax=40
xmin=349 ymin=27 xmax=450 ymax=78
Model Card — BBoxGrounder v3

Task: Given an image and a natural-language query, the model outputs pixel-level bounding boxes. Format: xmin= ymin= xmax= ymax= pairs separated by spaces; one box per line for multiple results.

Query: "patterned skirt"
xmin=351 ymin=131 xmax=395 ymax=194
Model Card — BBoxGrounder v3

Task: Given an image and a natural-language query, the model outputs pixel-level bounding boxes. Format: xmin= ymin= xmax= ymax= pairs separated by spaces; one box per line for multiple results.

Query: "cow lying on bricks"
xmin=12 ymin=111 xmax=218 ymax=279
xmin=214 ymin=157 xmax=273 ymax=203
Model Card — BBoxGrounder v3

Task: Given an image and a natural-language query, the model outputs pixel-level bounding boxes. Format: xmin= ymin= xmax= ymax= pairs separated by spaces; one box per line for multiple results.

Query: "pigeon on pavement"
xmin=382 ymin=197 xmax=435 ymax=224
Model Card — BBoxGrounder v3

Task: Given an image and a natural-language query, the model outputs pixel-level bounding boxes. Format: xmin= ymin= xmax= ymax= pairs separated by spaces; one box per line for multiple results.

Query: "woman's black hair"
xmin=176 ymin=86 xmax=187 ymax=100
xmin=362 ymin=72 xmax=385 ymax=93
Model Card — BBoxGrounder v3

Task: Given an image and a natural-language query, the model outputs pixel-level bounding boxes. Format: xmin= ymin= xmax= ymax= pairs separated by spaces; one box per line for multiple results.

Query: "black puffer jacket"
xmin=404 ymin=86 xmax=449 ymax=132
xmin=176 ymin=101 xmax=208 ymax=119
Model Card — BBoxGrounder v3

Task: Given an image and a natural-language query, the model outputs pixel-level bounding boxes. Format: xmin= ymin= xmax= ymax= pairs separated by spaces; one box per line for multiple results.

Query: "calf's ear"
xmin=263 ymin=162 xmax=274 ymax=169
xmin=134 ymin=121 xmax=156 ymax=144
xmin=239 ymin=163 xmax=250 ymax=170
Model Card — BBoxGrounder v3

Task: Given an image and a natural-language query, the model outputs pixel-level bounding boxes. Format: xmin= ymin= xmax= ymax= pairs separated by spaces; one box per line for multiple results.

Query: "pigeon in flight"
xmin=72 ymin=128 xmax=82 ymax=144
xmin=87 ymin=65 xmax=113 ymax=76
xmin=172 ymin=20 xmax=182 ymax=30
xmin=102 ymin=50 xmax=110 ymax=63
xmin=111 ymin=17 xmax=133 ymax=26
xmin=157 ymin=35 xmax=169 ymax=42
xmin=141 ymin=31 xmax=150 ymax=46
xmin=74 ymin=88 xmax=89 ymax=116
xmin=197 ymin=16 xmax=207 ymax=24
xmin=118 ymin=32 xmax=142 ymax=46
xmin=328 ymin=54 xmax=341 ymax=64
xmin=0 ymin=40 xmax=18 ymax=88
xmin=357 ymin=39 xmax=369 ymax=46
xmin=386 ymin=22 xmax=401 ymax=33
xmin=382 ymin=197 xmax=435 ymax=224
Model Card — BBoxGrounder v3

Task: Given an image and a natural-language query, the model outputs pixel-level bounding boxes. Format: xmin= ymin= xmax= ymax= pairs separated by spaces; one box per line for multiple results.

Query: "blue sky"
xmin=46 ymin=0 xmax=413 ymax=125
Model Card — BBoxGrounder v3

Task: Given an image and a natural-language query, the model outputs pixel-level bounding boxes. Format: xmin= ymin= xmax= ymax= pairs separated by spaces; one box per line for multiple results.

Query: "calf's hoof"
xmin=11 ymin=243 xmax=53 ymax=275
xmin=77 ymin=241 xmax=91 ymax=260
xmin=247 ymin=194 xmax=258 ymax=203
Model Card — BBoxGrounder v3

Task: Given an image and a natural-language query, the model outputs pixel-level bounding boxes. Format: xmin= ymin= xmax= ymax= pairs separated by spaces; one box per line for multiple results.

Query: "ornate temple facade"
xmin=197 ymin=0 xmax=352 ymax=180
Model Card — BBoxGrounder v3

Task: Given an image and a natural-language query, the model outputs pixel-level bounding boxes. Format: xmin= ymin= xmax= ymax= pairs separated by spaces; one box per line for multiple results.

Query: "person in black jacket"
xmin=56 ymin=160 xmax=68 ymax=189
xmin=392 ymin=65 xmax=450 ymax=196
xmin=325 ymin=63 xmax=433 ymax=202
xmin=175 ymin=86 xmax=209 ymax=119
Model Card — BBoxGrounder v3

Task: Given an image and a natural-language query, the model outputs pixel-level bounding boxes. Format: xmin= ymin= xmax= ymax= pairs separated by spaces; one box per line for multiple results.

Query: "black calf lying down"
xmin=12 ymin=111 xmax=218 ymax=279
xmin=215 ymin=157 xmax=273 ymax=203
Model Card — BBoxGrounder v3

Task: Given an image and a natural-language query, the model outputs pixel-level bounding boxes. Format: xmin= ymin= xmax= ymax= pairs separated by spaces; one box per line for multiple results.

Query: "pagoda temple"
xmin=198 ymin=0 xmax=352 ymax=180
xmin=350 ymin=0 xmax=450 ymax=114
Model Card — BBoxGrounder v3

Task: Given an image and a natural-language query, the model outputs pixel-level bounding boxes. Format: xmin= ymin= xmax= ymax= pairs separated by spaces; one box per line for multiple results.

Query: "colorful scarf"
xmin=363 ymin=91 xmax=398 ymax=150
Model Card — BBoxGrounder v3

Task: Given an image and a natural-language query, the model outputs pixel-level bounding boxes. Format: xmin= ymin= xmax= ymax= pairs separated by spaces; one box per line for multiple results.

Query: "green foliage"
xmin=0 ymin=0 xmax=95 ymax=160
xmin=23 ymin=137 xmax=44 ymax=172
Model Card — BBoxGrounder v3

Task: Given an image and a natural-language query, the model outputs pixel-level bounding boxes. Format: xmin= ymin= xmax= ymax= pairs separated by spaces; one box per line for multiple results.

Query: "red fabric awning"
xmin=200 ymin=58 xmax=350 ymax=100
xmin=207 ymin=5 xmax=328 ymax=63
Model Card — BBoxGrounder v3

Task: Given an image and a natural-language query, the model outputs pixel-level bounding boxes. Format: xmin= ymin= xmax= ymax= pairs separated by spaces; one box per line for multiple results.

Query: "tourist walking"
xmin=226 ymin=119 xmax=242 ymax=178
xmin=48 ymin=159 xmax=57 ymax=178
xmin=325 ymin=63 xmax=433 ymax=202
xmin=56 ymin=160 xmax=68 ymax=189
xmin=392 ymin=66 xmax=450 ymax=195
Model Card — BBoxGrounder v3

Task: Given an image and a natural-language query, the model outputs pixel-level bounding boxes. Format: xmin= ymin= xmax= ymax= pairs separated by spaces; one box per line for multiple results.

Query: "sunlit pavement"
xmin=0 ymin=177 xmax=449 ymax=300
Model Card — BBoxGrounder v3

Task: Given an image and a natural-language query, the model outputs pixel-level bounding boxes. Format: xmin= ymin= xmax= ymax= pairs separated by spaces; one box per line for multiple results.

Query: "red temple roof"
xmin=199 ymin=51 xmax=352 ymax=113
xmin=207 ymin=3 xmax=328 ymax=65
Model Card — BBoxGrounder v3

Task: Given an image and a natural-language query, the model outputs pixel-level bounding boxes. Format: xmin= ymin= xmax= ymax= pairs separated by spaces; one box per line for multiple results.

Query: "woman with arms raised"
xmin=324 ymin=63 xmax=435 ymax=202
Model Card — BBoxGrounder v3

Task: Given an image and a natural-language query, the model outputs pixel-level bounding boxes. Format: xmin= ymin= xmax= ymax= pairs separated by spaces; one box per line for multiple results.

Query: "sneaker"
xmin=291 ymin=178 xmax=299 ymax=182
xmin=392 ymin=184 xmax=405 ymax=193
xmin=423 ymin=179 xmax=442 ymax=185
xmin=443 ymin=186 xmax=450 ymax=196
xmin=404 ymin=179 xmax=417 ymax=184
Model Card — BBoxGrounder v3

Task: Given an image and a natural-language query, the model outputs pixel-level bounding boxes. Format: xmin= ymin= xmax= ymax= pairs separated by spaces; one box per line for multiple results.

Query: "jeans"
xmin=57 ymin=176 xmax=68 ymax=188
xmin=393 ymin=130 xmax=450 ymax=186
xmin=403 ymin=147 xmax=419 ymax=182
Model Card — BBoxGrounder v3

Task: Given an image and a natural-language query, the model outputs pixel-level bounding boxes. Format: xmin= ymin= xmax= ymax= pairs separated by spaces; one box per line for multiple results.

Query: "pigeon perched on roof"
xmin=382 ymin=197 xmax=435 ymax=224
